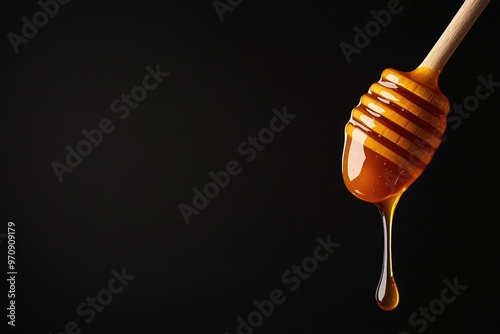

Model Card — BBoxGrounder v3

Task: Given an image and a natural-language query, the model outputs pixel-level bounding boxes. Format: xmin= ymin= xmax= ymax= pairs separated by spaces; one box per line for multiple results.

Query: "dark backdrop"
xmin=2 ymin=0 xmax=499 ymax=333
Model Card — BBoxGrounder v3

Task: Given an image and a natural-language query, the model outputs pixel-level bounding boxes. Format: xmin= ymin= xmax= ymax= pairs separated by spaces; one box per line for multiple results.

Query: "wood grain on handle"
xmin=419 ymin=0 xmax=490 ymax=72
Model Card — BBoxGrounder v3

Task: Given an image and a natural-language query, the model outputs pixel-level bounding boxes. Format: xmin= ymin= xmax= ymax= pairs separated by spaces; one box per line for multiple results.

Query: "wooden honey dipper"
xmin=341 ymin=0 xmax=490 ymax=311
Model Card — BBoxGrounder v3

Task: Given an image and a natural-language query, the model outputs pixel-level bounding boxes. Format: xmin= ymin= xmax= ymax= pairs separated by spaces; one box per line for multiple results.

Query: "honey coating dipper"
xmin=342 ymin=0 xmax=490 ymax=311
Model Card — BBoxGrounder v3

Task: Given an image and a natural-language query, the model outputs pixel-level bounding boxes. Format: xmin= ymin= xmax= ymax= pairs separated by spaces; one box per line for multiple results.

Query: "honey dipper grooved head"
xmin=342 ymin=68 xmax=450 ymax=203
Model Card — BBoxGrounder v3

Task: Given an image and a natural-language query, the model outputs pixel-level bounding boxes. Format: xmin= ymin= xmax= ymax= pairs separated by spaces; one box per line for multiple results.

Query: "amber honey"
xmin=342 ymin=67 xmax=450 ymax=310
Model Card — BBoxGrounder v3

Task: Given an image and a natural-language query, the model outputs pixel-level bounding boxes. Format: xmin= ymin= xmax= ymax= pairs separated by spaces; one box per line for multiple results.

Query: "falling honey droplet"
xmin=375 ymin=194 xmax=400 ymax=311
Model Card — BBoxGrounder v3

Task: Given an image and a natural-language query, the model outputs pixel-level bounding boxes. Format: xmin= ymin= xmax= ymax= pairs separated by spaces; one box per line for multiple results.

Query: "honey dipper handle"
xmin=419 ymin=0 xmax=490 ymax=72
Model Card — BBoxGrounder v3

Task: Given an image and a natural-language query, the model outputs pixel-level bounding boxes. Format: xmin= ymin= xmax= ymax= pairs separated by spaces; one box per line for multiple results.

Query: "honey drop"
xmin=375 ymin=194 xmax=400 ymax=311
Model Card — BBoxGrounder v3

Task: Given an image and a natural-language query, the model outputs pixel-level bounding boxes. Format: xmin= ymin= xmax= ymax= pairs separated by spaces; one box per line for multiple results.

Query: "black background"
xmin=2 ymin=0 xmax=499 ymax=333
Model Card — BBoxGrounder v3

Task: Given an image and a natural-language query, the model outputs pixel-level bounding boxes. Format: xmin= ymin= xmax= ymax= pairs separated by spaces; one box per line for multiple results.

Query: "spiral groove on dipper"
xmin=345 ymin=68 xmax=449 ymax=177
